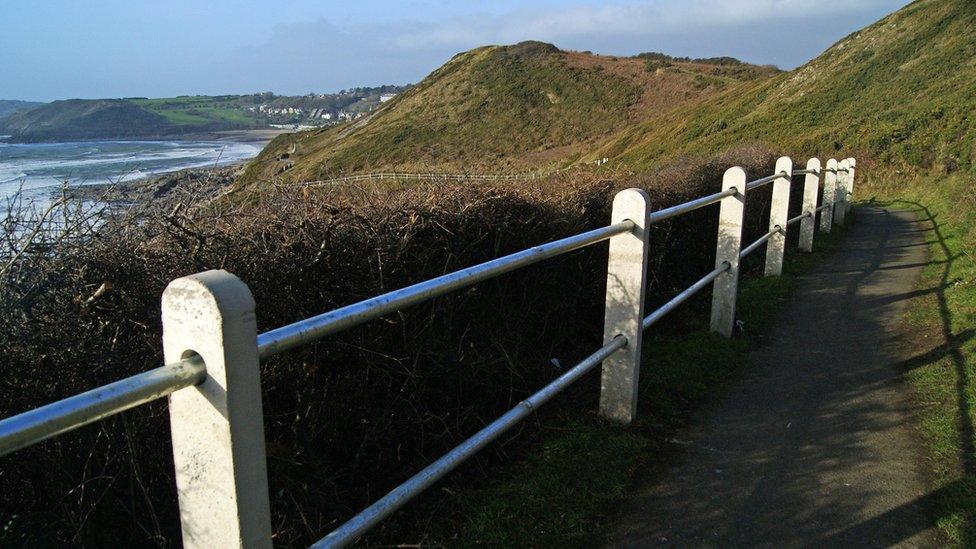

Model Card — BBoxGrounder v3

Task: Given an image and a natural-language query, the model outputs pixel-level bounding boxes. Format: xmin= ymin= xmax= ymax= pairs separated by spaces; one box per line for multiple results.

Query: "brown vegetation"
xmin=0 ymin=146 xmax=781 ymax=546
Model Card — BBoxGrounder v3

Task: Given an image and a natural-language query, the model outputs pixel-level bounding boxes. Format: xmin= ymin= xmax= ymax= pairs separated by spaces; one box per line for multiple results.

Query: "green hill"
xmin=245 ymin=0 xmax=974 ymax=183
xmin=601 ymin=0 xmax=976 ymax=174
xmin=0 ymin=88 xmax=406 ymax=143
xmin=0 ymin=99 xmax=178 ymax=142
xmin=241 ymin=42 xmax=778 ymax=184
xmin=0 ymin=100 xmax=44 ymax=121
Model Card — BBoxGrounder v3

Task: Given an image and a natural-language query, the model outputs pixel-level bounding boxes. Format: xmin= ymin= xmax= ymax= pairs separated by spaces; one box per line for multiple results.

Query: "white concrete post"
xmin=710 ymin=167 xmax=747 ymax=338
xmin=834 ymin=159 xmax=850 ymax=226
xmin=162 ymin=270 xmax=273 ymax=549
xmin=846 ymin=157 xmax=857 ymax=216
xmin=599 ymin=188 xmax=651 ymax=424
xmin=764 ymin=156 xmax=793 ymax=276
xmin=819 ymin=158 xmax=838 ymax=233
xmin=799 ymin=157 xmax=821 ymax=253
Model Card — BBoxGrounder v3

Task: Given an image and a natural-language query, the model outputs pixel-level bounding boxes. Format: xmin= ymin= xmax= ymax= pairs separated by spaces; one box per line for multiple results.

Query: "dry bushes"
xmin=0 ymin=146 xmax=778 ymax=546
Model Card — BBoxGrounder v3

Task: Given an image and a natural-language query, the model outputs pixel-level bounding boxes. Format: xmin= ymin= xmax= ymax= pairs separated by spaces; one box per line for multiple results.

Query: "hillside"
xmin=0 ymin=100 xmax=44 ymax=121
xmin=0 ymin=87 xmax=406 ymax=143
xmin=0 ymin=99 xmax=178 ymax=142
xmin=241 ymin=42 xmax=778 ymax=183
xmin=601 ymin=0 xmax=976 ymax=173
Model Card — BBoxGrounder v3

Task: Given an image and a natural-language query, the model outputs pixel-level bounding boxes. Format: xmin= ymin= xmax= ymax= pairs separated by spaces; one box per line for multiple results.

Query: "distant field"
xmin=0 ymin=87 xmax=406 ymax=143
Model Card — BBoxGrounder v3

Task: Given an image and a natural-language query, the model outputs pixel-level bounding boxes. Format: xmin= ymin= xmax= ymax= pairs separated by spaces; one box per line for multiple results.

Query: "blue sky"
xmin=1 ymin=0 xmax=910 ymax=101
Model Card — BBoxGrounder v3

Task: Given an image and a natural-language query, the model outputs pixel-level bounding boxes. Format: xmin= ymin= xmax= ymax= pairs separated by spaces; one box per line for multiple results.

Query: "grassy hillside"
xmin=0 ymin=99 xmax=178 ymax=142
xmin=241 ymin=42 xmax=778 ymax=183
xmin=0 ymin=88 xmax=405 ymax=143
xmin=133 ymin=96 xmax=258 ymax=127
xmin=0 ymin=100 xmax=44 ymax=121
xmin=0 ymin=98 xmax=252 ymax=142
xmin=603 ymin=0 xmax=976 ymax=173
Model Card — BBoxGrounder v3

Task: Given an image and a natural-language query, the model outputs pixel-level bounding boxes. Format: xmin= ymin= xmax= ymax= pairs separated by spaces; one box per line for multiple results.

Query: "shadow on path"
xmin=606 ymin=207 xmax=945 ymax=547
xmin=881 ymin=200 xmax=975 ymax=479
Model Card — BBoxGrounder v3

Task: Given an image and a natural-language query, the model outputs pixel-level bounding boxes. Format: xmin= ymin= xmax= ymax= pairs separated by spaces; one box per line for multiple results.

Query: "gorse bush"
xmin=0 ymin=146 xmax=780 ymax=546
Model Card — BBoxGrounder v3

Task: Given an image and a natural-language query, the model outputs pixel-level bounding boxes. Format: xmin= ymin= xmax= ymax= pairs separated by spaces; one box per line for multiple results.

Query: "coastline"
xmin=0 ymin=127 xmax=293 ymax=146
xmin=62 ymin=162 xmax=245 ymax=205
xmin=23 ymin=129 xmax=289 ymax=205
xmin=54 ymin=130 xmax=290 ymax=204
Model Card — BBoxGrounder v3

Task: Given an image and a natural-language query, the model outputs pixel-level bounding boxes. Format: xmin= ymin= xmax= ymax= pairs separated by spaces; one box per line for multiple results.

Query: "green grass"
xmin=433 ymin=228 xmax=845 ymax=546
xmin=240 ymin=42 xmax=777 ymax=184
xmin=600 ymin=0 xmax=976 ymax=175
xmin=149 ymin=105 xmax=256 ymax=126
xmin=863 ymin=172 xmax=976 ymax=546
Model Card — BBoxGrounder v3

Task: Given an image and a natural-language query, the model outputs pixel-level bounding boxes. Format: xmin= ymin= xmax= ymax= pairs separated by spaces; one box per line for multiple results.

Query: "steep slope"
xmin=241 ymin=42 xmax=778 ymax=183
xmin=604 ymin=0 xmax=976 ymax=173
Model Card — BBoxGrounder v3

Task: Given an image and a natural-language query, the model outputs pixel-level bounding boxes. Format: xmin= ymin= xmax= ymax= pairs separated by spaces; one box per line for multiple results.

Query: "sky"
xmin=1 ymin=0 xmax=911 ymax=102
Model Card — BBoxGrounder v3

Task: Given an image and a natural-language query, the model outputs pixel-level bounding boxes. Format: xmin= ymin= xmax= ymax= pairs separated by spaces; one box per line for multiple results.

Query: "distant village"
xmin=248 ymin=92 xmax=398 ymax=130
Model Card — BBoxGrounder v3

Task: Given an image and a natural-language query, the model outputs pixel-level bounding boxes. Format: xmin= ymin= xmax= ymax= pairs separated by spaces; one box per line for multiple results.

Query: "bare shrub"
xmin=0 ymin=145 xmax=777 ymax=546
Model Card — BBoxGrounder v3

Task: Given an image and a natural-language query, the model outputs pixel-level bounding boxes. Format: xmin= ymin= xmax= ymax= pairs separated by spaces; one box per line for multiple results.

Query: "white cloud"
xmin=204 ymin=0 xmax=907 ymax=94
xmin=389 ymin=0 xmax=898 ymax=49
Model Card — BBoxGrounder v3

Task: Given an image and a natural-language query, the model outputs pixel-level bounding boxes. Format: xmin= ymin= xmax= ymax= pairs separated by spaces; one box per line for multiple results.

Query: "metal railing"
xmin=0 ymin=155 xmax=857 ymax=548
xmin=300 ymin=167 xmax=573 ymax=187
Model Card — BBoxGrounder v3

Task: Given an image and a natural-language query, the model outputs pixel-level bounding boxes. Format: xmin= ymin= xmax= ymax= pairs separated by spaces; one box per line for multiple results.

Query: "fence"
xmin=300 ymin=167 xmax=572 ymax=187
xmin=0 ymin=155 xmax=857 ymax=548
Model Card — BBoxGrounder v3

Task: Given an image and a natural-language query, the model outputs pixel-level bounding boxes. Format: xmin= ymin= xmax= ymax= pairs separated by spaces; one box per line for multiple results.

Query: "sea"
xmin=0 ymin=138 xmax=262 ymax=205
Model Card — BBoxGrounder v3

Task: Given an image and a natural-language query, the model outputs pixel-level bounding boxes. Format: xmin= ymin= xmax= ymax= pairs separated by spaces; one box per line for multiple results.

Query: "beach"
xmin=0 ymin=129 xmax=287 ymax=204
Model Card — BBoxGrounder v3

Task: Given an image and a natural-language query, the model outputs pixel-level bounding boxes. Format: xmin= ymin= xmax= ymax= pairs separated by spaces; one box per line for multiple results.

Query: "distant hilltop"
xmin=241 ymin=41 xmax=780 ymax=184
xmin=0 ymin=86 xmax=408 ymax=143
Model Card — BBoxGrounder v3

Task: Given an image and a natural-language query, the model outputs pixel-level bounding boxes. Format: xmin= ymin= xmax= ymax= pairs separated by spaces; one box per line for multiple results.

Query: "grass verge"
xmin=864 ymin=171 xmax=976 ymax=546
xmin=430 ymin=225 xmax=846 ymax=546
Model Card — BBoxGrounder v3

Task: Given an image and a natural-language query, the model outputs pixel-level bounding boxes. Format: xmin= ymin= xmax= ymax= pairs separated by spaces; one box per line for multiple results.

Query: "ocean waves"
xmin=0 ymin=140 xmax=260 ymax=201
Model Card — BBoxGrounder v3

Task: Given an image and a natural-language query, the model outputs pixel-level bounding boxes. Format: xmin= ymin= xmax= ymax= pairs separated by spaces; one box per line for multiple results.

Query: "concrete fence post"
xmin=710 ymin=167 xmax=747 ymax=338
xmin=819 ymin=158 xmax=838 ymax=232
xmin=599 ymin=188 xmax=651 ymax=424
xmin=799 ymin=157 xmax=821 ymax=253
xmin=764 ymin=156 xmax=793 ymax=276
xmin=846 ymin=157 xmax=857 ymax=216
xmin=834 ymin=159 xmax=851 ymax=226
xmin=162 ymin=270 xmax=273 ymax=549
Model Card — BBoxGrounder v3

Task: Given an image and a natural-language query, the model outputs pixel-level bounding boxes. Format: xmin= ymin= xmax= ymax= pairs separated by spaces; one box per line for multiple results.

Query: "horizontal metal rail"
xmin=0 ymin=356 xmax=206 ymax=457
xmin=312 ymin=336 xmax=629 ymax=548
xmin=647 ymin=188 xmax=736 ymax=225
xmin=257 ymin=221 xmax=634 ymax=360
xmin=740 ymin=226 xmax=780 ymax=259
xmin=302 ymin=167 xmax=573 ymax=188
xmin=787 ymin=211 xmax=812 ymax=226
xmin=745 ymin=170 xmax=789 ymax=191
xmin=642 ymin=262 xmax=731 ymax=330
xmin=791 ymin=168 xmax=818 ymax=176
xmin=815 ymin=203 xmax=830 ymax=212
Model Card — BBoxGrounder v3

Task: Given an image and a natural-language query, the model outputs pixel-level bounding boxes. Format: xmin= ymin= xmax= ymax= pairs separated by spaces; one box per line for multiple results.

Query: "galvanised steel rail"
xmin=0 ymin=357 xmax=205 ymax=456
xmin=301 ymin=166 xmax=573 ymax=187
xmin=647 ymin=187 xmax=737 ymax=224
xmin=745 ymin=170 xmax=789 ymax=191
xmin=738 ymin=211 xmax=811 ymax=261
xmin=642 ymin=262 xmax=731 ymax=330
xmin=257 ymin=221 xmax=633 ymax=359
xmin=740 ymin=226 xmax=781 ymax=259
xmin=788 ymin=211 xmax=812 ymax=225
xmin=0 ymin=222 xmax=633 ymax=455
xmin=0 ymin=154 xmax=857 ymax=549
xmin=313 ymin=336 xmax=628 ymax=548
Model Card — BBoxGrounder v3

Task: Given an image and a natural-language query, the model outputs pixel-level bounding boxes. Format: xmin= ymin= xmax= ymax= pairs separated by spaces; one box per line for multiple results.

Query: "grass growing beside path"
xmin=431 ymin=228 xmax=845 ymax=546
xmin=865 ymin=172 xmax=976 ymax=546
